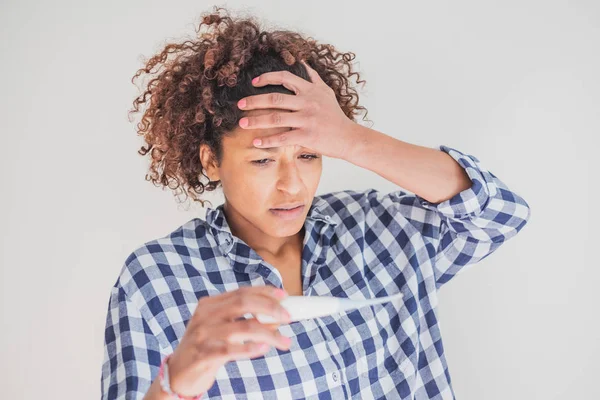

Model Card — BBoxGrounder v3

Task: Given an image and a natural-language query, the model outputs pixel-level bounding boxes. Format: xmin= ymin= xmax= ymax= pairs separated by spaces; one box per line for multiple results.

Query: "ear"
xmin=199 ymin=144 xmax=220 ymax=182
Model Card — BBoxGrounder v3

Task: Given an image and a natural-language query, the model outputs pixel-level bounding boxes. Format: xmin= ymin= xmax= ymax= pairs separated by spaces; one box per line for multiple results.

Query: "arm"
xmin=342 ymin=125 xmax=531 ymax=289
xmin=343 ymin=124 xmax=472 ymax=205
xmin=101 ymin=285 xmax=167 ymax=399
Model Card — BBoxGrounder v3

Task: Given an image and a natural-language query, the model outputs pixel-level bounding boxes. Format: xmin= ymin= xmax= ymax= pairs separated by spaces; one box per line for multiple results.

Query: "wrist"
xmin=159 ymin=354 xmax=204 ymax=399
xmin=340 ymin=122 xmax=373 ymax=164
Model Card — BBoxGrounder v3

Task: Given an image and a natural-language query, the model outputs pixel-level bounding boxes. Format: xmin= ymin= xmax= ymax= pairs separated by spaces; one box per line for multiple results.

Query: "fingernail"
xmin=252 ymin=77 xmax=260 ymax=84
xmin=255 ymin=343 xmax=269 ymax=351
xmin=237 ymin=99 xmax=246 ymax=108
xmin=239 ymin=118 xmax=248 ymax=128
xmin=274 ymin=288 xmax=288 ymax=298
xmin=253 ymin=138 xmax=262 ymax=146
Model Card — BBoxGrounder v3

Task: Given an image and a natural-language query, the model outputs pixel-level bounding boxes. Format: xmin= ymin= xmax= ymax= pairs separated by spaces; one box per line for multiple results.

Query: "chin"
xmin=265 ymin=218 xmax=305 ymax=237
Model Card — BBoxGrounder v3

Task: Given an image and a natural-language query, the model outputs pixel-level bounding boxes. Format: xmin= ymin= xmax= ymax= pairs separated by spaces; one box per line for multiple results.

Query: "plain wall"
xmin=0 ymin=0 xmax=597 ymax=398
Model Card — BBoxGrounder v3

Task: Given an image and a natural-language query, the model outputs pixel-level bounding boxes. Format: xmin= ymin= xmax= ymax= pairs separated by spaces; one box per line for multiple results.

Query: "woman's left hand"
xmin=236 ymin=60 xmax=356 ymax=160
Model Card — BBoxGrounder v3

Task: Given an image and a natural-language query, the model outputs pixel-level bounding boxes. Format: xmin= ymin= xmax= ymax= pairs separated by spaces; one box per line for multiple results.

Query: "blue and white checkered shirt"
xmin=101 ymin=145 xmax=531 ymax=399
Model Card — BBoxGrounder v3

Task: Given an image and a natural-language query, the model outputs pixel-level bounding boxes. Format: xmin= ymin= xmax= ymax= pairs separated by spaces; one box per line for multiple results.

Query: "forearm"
xmin=343 ymin=123 xmax=472 ymax=204
xmin=143 ymin=377 xmax=173 ymax=400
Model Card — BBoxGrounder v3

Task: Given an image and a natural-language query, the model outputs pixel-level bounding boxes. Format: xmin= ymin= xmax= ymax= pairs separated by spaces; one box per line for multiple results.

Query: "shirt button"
xmin=332 ymin=372 xmax=338 ymax=382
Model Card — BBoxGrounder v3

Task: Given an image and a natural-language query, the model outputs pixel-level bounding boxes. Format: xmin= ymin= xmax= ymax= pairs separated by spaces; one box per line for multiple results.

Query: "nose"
xmin=275 ymin=157 xmax=303 ymax=196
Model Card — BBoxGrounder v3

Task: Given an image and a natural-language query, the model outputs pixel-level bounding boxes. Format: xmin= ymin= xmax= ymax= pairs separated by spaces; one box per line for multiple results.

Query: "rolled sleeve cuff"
xmin=415 ymin=145 xmax=497 ymax=219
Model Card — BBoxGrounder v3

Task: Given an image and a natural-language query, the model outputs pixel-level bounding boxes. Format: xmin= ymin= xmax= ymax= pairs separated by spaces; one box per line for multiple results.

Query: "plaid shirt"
xmin=101 ymin=145 xmax=531 ymax=399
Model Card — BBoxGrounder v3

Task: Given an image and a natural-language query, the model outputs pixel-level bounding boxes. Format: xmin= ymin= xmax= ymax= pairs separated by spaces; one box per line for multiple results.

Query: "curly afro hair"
xmin=128 ymin=6 xmax=370 ymax=207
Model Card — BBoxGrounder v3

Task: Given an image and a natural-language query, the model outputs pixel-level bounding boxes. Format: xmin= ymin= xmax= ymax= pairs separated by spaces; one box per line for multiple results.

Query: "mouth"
xmin=271 ymin=204 xmax=303 ymax=210
xmin=269 ymin=205 xmax=305 ymax=219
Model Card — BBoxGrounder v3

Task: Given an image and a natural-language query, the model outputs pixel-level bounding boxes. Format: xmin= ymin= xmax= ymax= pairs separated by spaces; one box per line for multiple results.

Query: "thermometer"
xmin=251 ymin=292 xmax=404 ymax=324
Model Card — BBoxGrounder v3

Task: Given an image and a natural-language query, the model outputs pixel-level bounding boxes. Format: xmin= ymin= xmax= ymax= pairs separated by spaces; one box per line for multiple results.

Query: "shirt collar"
xmin=204 ymin=196 xmax=339 ymax=254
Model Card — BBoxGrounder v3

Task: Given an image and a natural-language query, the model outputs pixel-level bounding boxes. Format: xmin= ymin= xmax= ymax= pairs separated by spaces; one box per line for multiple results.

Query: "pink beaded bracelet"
xmin=158 ymin=354 xmax=204 ymax=400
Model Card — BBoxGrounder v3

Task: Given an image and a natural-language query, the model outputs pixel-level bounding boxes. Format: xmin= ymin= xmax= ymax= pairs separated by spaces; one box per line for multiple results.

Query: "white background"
xmin=0 ymin=0 xmax=598 ymax=398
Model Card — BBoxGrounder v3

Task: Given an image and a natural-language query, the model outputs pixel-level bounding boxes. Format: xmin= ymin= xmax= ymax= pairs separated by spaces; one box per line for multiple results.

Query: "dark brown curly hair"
xmin=128 ymin=6 xmax=370 ymax=207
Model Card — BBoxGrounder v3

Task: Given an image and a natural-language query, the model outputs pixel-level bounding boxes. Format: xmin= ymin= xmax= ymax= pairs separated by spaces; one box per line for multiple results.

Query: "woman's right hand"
xmin=165 ymin=286 xmax=293 ymax=397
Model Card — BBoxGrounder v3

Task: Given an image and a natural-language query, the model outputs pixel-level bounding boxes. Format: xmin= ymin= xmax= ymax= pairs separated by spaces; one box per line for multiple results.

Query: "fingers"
xmin=251 ymin=130 xmax=304 ymax=149
xmin=202 ymin=339 xmax=274 ymax=364
xmin=171 ymin=286 xmax=294 ymax=387
xmin=238 ymin=92 xmax=305 ymax=112
xmin=200 ymin=319 xmax=292 ymax=363
xmin=221 ymin=292 xmax=292 ymax=323
xmin=199 ymin=286 xmax=291 ymax=324
xmin=251 ymin=70 xmax=312 ymax=94
xmin=239 ymin=111 xmax=304 ymax=130
xmin=225 ymin=341 xmax=272 ymax=360
xmin=220 ymin=318 xmax=292 ymax=351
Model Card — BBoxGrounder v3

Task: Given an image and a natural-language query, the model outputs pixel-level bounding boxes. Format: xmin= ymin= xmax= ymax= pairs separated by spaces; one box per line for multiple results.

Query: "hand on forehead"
xmin=233 ymin=108 xmax=302 ymax=151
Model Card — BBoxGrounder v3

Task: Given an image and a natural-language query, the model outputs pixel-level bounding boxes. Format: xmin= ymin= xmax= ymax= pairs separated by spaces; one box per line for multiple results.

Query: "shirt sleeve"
xmin=101 ymin=285 xmax=164 ymax=399
xmin=362 ymin=144 xmax=531 ymax=290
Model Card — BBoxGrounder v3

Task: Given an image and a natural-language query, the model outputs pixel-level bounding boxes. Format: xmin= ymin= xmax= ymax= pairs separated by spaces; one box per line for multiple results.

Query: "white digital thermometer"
xmin=252 ymin=292 xmax=404 ymax=323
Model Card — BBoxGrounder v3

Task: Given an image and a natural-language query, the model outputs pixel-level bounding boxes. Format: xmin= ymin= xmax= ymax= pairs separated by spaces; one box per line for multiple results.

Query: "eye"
xmin=251 ymin=154 xmax=319 ymax=167
xmin=251 ymin=158 xmax=272 ymax=166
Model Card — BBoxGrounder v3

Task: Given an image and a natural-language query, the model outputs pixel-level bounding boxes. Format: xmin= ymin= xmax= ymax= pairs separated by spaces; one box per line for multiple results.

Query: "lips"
xmin=270 ymin=204 xmax=304 ymax=210
xmin=269 ymin=204 xmax=306 ymax=220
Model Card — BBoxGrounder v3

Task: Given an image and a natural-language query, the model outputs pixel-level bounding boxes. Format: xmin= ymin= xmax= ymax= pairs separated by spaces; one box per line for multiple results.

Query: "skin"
xmin=199 ymin=107 xmax=322 ymax=292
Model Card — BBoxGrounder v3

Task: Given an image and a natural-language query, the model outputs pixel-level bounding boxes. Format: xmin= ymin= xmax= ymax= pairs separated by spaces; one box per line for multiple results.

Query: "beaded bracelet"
xmin=158 ymin=354 xmax=204 ymax=400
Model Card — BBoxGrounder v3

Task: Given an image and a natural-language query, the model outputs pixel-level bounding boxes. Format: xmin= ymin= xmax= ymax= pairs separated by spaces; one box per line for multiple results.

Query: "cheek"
xmin=301 ymin=160 xmax=323 ymax=189
xmin=221 ymin=166 xmax=271 ymax=203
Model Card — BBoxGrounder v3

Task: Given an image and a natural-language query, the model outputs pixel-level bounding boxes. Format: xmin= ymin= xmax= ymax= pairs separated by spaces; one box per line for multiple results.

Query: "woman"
xmin=101 ymin=7 xmax=531 ymax=400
